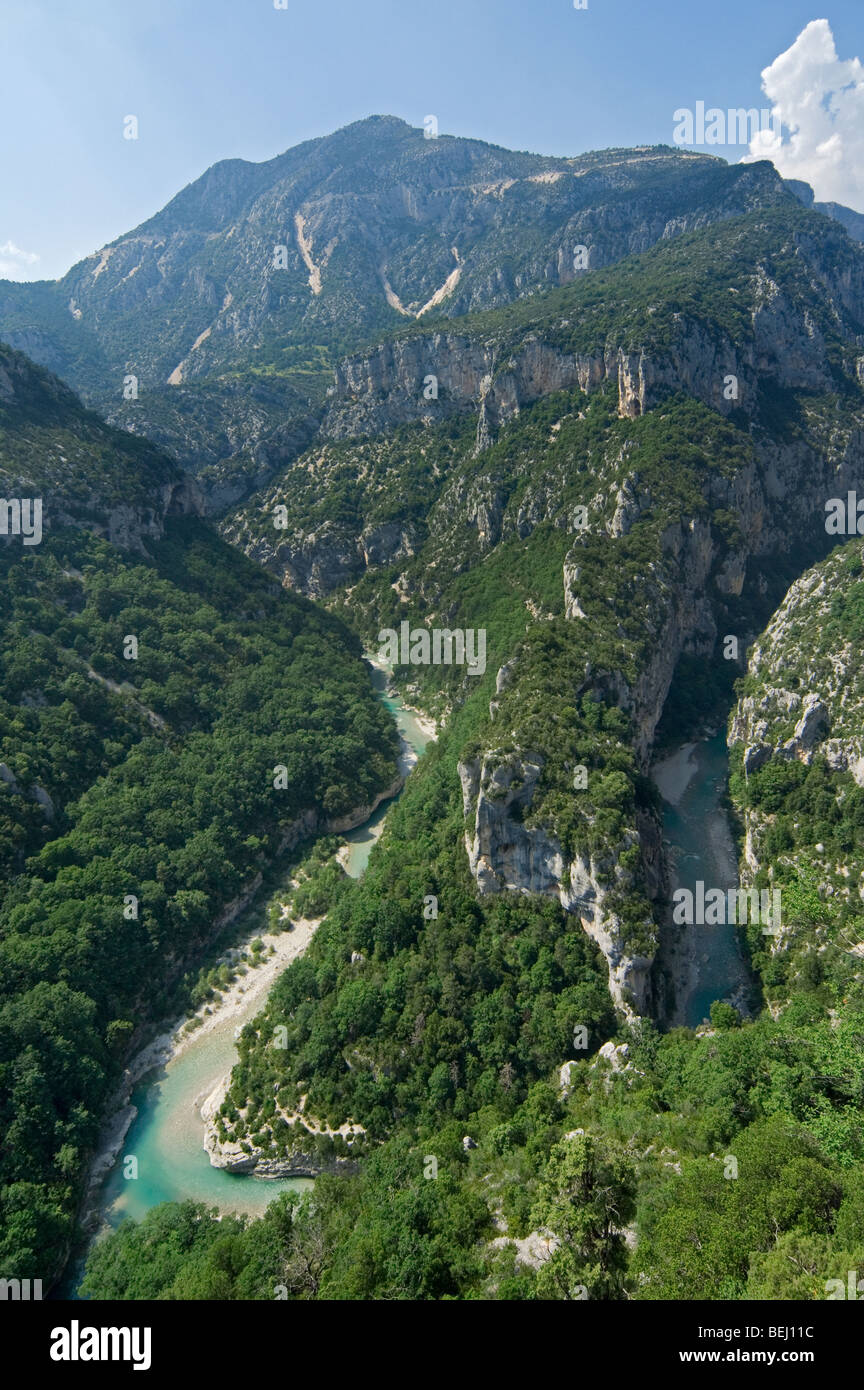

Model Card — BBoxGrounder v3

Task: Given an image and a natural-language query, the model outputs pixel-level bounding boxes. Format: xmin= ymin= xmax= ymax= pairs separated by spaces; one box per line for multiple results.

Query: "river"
xmin=339 ymin=665 xmax=435 ymax=876
xmin=652 ymin=731 xmax=751 ymax=1027
xmin=85 ymin=664 xmax=432 ymax=1251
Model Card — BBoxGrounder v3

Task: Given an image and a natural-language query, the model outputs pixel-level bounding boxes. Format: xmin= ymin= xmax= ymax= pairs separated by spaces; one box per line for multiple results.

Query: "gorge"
xmin=3 ymin=113 xmax=864 ymax=1305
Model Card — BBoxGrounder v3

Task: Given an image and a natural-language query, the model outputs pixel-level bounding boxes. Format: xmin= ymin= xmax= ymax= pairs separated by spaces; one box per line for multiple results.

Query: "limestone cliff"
xmin=730 ymin=550 xmax=864 ymax=786
xmin=457 ymin=751 xmax=654 ymax=1016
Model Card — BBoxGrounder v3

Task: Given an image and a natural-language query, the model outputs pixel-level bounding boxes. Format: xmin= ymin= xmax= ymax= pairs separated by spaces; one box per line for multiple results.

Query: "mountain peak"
xmin=2 ymin=118 xmax=859 ymax=516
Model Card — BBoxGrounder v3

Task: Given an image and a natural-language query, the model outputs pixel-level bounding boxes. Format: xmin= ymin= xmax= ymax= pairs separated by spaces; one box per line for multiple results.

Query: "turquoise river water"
xmin=653 ymin=731 xmax=751 ymax=1027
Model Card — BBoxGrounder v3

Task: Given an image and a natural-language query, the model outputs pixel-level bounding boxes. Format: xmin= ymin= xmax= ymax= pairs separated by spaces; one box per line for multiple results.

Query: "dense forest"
xmin=0 ymin=468 xmax=398 ymax=1279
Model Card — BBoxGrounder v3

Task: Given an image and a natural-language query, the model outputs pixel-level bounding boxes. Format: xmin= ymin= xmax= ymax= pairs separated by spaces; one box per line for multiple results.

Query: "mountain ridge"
xmin=0 ymin=118 xmax=836 ymax=511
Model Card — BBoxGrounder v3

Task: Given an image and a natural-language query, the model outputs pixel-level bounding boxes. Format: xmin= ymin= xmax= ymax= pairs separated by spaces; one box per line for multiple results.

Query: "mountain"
xmin=785 ymin=178 xmax=864 ymax=242
xmin=7 ymin=115 xmax=864 ymax=1300
xmin=0 ymin=118 xmax=809 ymax=509
xmin=226 ymin=200 xmax=864 ymax=603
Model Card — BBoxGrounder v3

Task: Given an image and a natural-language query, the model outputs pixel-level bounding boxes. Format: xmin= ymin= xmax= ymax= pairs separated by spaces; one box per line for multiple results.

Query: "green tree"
xmin=529 ymin=1132 xmax=634 ymax=1300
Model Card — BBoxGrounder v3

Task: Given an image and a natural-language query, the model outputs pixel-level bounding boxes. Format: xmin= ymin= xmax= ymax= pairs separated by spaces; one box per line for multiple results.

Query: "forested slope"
xmin=0 ymin=348 xmax=398 ymax=1281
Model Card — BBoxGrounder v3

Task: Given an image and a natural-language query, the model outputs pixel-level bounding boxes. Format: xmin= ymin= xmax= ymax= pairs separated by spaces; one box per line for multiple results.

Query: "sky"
xmin=1 ymin=1 xmax=863 ymax=281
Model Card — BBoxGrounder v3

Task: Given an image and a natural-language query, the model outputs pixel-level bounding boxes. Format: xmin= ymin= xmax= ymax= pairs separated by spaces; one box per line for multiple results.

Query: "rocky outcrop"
xmin=458 ymin=751 xmax=653 ymax=1016
xmin=326 ymin=773 xmax=404 ymax=834
xmin=458 ymin=753 xmax=559 ymax=895
xmin=0 ymin=762 xmax=55 ymax=821
xmin=729 ymin=553 xmax=864 ymax=784
xmin=201 ymin=1074 xmax=361 ymax=1178
xmin=79 ymin=477 xmax=203 ymax=553
xmin=565 ymin=516 xmax=719 ymax=761
xmin=727 ymin=540 xmax=864 ymax=985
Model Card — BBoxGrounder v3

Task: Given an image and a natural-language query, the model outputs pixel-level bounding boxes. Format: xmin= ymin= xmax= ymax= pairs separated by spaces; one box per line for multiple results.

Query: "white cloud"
xmin=741 ymin=18 xmax=864 ymax=212
xmin=0 ymin=240 xmax=41 ymax=281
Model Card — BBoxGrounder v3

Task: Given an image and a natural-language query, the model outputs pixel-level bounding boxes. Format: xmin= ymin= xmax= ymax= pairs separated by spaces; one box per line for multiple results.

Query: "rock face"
xmin=324 ymin=334 xmax=603 ymax=439
xmin=566 ymin=515 xmax=719 ymax=761
xmin=458 ymin=753 xmax=556 ymax=895
xmin=597 ymin=1040 xmax=630 ymax=1069
xmin=81 ymin=479 xmax=203 ymax=554
xmin=322 ymin=317 xmax=818 ymax=445
xmin=237 ymin=522 xmax=376 ymax=599
xmin=0 ymin=762 xmax=54 ymax=822
xmin=458 ymin=752 xmax=653 ymax=1017
xmin=729 ymin=551 xmax=864 ymax=785
xmin=321 ymin=239 xmax=860 ymax=447
xmin=728 ymin=539 xmax=864 ymax=973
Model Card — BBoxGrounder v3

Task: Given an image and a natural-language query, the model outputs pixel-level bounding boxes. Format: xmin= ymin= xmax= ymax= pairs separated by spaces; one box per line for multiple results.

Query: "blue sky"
xmin=2 ymin=1 xmax=862 ymax=280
